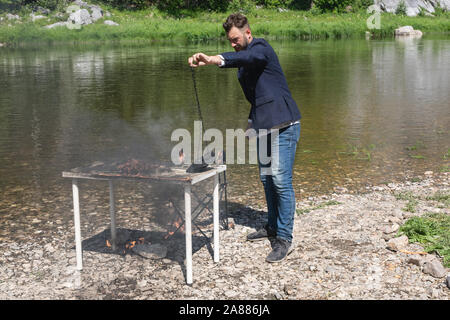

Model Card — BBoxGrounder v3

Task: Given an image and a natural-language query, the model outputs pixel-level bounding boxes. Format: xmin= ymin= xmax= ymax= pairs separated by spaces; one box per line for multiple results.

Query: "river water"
xmin=0 ymin=36 xmax=449 ymax=218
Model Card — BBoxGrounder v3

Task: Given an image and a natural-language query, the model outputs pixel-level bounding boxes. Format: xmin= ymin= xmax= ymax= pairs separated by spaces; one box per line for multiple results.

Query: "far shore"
xmin=0 ymin=7 xmax=449 ymax=46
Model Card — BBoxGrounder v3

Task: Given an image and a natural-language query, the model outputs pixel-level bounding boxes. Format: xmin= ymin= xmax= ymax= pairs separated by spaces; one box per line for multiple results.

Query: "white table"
xmin=62 ymin=164 xmax=226 ymax=284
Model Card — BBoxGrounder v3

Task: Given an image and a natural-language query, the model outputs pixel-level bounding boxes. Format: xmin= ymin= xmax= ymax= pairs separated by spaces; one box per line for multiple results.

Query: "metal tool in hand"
xmin=188 ymin=67 xmax=208 ymax=173
xmin=191 ymin=66 xmax=206 ymax=133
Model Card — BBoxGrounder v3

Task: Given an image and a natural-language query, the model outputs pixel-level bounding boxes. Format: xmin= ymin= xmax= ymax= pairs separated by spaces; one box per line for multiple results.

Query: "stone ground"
xmin=0 ymin=172 xmax=448 ymax=300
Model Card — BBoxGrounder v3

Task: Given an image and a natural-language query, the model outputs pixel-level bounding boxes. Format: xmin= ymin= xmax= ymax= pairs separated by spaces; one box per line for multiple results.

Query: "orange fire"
xmin=105 ymin=237 xmax=145 ymax=249
xmin=164 ymin=216 xmax=185 ymax=239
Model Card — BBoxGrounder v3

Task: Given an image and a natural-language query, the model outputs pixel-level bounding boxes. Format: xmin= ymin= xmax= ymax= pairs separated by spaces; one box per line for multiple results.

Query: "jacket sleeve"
xmin=220 ymin=42 xmax=269 ymax=68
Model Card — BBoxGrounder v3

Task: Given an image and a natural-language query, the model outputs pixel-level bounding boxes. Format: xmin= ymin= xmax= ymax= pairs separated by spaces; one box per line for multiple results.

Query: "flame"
xmin=106 ymin=237 xmax=145 ymax=250
xmin=164 ymin=216 xmax=185 ymax=239
xmin=125 ymin=241 xmax=136 ymax=249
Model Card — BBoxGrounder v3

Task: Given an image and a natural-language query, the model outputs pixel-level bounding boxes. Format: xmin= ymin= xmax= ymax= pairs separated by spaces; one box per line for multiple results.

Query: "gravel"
xmin=0 ymin=172 xmax=448 ymax=300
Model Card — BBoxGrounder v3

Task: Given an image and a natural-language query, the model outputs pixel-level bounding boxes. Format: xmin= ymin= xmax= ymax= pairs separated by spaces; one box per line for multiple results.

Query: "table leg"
xmin=213 ymin=174 xmax=220 ymax=263
xmin=185 ymin=184 xmax=192 ymax=284
xmin=109 ymin=180 xmax=117 ymax=251
xmin=72 ymin=179 xmax=83 ymax=270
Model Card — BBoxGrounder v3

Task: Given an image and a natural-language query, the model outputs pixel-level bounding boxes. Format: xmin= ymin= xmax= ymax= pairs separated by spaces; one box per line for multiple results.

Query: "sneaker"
xmin=266 ymin=237 xmax=294 ymax=263
xmin=246 ymin=225 xmax=276 ymax=242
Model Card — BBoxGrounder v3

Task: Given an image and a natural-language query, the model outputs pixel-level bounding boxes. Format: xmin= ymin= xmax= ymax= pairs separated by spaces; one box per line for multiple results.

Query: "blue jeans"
xmin=257 ymin=122 xmax=300 ymax=242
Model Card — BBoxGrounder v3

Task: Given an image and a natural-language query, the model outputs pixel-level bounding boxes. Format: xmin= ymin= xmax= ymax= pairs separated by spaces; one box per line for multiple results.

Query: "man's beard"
xmin=235 ymin=37 xmax=249 ymax=52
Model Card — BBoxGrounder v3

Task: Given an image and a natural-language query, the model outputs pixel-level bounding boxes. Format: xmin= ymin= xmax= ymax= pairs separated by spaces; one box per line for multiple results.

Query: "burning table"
xmin=62 ymin=159 xmax=226 ymax=284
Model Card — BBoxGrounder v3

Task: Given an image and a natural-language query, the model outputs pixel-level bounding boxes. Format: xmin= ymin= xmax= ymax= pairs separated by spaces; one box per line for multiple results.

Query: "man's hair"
xmin=223 ymin=13 xmax=250 ymax=33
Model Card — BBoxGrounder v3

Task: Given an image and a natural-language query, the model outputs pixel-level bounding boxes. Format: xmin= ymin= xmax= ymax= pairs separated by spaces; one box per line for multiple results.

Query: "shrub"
xmin=255 ymin=0 xmax=292 ymax=9
xmin=313 ymin=0 xmax=353 ymax=13
xmin=395 ymin=0 xmax=407 ymax=15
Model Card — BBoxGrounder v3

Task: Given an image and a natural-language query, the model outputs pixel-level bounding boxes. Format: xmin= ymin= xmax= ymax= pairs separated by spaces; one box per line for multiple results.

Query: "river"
xmin=0 ymin=36 xmax=449 ymax=220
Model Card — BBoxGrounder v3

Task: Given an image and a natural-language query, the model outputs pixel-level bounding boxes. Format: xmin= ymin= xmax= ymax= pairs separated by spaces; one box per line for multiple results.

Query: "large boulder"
xmin=72 ymin=0 xmax=90 ymax=8
xmin=374 ymin=0 xmax=450 ymax=16
xmin=90 ymin=6 xmax=104 ymax=22
xmin=6 ymin=13 xmax=20 ymax=20
xmin=395 ymin=25 xmax=423 ymax=37
xmin=69 ymin=9 xmax=93 ymax=25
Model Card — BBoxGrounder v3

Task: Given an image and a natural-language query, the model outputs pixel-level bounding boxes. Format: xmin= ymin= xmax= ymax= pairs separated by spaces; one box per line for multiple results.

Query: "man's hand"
xmin=188 ymin=53 xmax=222 ymax=67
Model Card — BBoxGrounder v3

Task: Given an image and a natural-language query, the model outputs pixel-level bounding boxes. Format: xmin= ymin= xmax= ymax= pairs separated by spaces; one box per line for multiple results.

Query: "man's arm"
xmin=220 ymin=42 xmax=269 ymax=68
xmin=188 ymin=53 xmax=223 ymax=68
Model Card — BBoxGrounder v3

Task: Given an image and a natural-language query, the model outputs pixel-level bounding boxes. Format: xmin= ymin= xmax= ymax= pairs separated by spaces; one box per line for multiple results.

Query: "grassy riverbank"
xmin=0 ymin=6 xmax=449 ymax=45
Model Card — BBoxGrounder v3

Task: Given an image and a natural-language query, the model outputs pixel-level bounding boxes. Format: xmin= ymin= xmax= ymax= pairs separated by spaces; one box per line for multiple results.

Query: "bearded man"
xmin=188 ymin=13 xmax=301 ymax=263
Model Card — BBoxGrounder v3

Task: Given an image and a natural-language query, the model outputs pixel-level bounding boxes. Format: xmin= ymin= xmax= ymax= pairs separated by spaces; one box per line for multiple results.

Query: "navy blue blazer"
xmin=220 ymin=38 xmax=301 ymax=130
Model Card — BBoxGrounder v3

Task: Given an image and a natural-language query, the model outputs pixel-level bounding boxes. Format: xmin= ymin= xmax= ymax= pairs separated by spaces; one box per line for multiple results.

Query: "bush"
xmin=313 ymin=0 xmax=353 ymax=13
xmin=352 ymin=0 xmax=373 ymax=10
xmin=255 ymin=0 xmax=292 ymax=9
xmin=395 ymin=0 xmax=407 ymax=15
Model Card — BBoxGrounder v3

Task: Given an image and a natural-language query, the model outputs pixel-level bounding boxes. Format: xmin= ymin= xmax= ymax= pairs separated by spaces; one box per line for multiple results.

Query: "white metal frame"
xmin=67 ymin=165 xmax=226 ymax=285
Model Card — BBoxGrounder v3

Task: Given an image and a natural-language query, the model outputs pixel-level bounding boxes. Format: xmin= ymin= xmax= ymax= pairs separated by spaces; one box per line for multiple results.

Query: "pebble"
xmin=423 ymin=260 xmax=447 ymax=278
xmin=0 ymin=172 xmax=448 ymax=300
xmin=383 ymin=223 xmax=400 ymax=234
xmin=386 ymin=235 xmax=409 ymax=252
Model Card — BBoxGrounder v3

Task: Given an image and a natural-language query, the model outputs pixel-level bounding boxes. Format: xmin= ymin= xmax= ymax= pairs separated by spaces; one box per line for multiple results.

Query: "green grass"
xmin=296 ymin=200 xmax=342 ymax=215
xmin=0 ymin=7 xmax=449 ymax=45
xmin=394 ymin=191 xmax=419 ymax=212
xmin=398 ymin=213 xmax=450 ymax=267
xmin=444 ymin=148 xmax=450 ymax=160
xmin=426 ymin=192 xmax=450 ymax=208
xmin=338 ymin=143 xmax=376 ymax=161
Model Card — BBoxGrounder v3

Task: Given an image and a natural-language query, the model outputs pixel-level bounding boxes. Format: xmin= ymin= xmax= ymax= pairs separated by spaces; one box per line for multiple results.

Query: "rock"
xmin=44 ymin=243 xmax=55 ymax=253
xmin=393 ymin=209 xmax=404 ymax=220
xmin=53 ymin=12 xmax=65 ymax=19
xmin=0 ymin=43 xmax=4 ymax=47
xmin=131 ymin=243 xmax=167 ymax=259
xmin=6 ymin=14 xmax=20 ymax=20
xmin=283 ymin=284 xmax=294 ymax=295
xmin=90 ymin=6 xmax=103 ymax=22
xmin=73 ymin=0 xmax=89 ymax=8
xmin=44 ymin=22 xmax=68 ymax=29
xmin=407 ymin=255 xmax=424 ymax=267
xmin=224 ymin=290 xmax=238 ymax=298
xmin=334 ymin=186 xmax=348 ymax=194
xmin=423 ymin=259 xmax=446 ymax=278
xmin=387 ymin=235 xmax=409 ymax=251
xmin=273 ymin=291 xmax=283 ymax=299
xmin=395 ymin=26 xmax=423 ymax=37
xmin=104 ymin=20 xmax=119 ymax=26
xmin=69 ymin=9 xmax=93 ymax=26
xmin=375 ymin=0 xmax=450 ymax=16
xmin=383 ymin=223 xmax=400 ymax=234
xmin=30 ymin=14 xmax=46 ymax=22
xmin=446 ymin=275 xmax=450 ymax=289
xmin=32 ymin=6 xmax=51 ymax=15
xmin=424 ymin=171 xmax=433 ymax=176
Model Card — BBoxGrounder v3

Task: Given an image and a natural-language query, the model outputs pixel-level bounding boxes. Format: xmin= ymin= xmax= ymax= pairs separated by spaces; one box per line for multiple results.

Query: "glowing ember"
xmin=105 ymin=237 xmax=145 ymax=250
xmin=164 ymin=216 xmax=185 ymax=239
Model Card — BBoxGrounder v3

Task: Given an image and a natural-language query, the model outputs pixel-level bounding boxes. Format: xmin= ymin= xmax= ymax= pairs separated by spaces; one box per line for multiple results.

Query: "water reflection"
xmin=0 ymin=37 xmax=448 ymax=204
